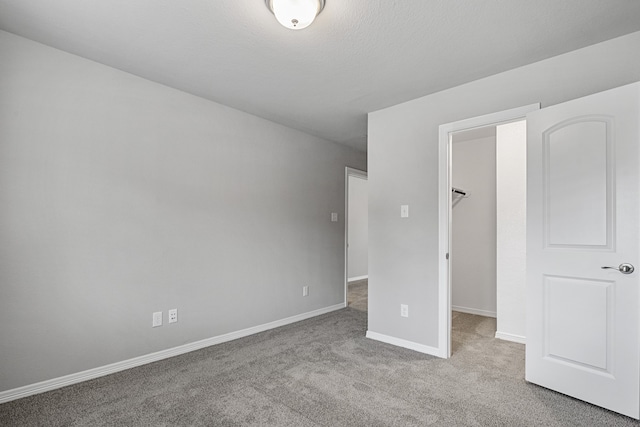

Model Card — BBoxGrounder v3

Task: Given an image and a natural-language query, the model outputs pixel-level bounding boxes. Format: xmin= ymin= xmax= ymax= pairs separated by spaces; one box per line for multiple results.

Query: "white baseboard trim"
xmin=366 ymin=331 xmax=446 ymax=358
xmin=495 ymin=331 xmax=526 ymax=344
xmin=452 ymin=305 xmax=497 ymax=318
xmin=0 ymin=303 xmax=344 ymax=404
xmin=347 ymin=275 xmax=368 ymax=282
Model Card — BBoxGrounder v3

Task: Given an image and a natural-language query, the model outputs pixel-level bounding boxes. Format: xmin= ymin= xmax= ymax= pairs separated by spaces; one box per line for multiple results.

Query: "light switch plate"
xmin=152 ymin=311 xmax=163 ymax=327
xmin=331 ymin=212 xmax=338 ymax=222
xmin=401 ymin=205 xmax=409 ymax=218
xmin=400 ymin=304 xmax=409 ymax=318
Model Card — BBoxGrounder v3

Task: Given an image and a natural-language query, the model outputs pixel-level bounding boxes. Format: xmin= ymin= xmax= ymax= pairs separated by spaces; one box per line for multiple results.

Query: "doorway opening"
xmin=345 ymin=167 xmax=368 ymax=312
xmin=450 ymin=126 xmax=499 ymax=354
xmin=438 ymin=104 xmax=539 ymax=358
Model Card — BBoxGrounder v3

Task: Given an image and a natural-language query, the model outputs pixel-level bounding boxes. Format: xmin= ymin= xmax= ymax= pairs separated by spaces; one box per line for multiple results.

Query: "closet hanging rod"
xmin=451 ymin=187 xmax=467 ymax=196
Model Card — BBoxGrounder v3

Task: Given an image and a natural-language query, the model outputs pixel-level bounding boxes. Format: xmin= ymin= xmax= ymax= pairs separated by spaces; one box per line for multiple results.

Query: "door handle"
xmin=601 ymin=263 xmax=635 ymax=274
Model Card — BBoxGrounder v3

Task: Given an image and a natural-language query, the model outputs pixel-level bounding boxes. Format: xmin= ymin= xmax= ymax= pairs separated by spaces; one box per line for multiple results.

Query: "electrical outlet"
xmin=303 ymin=286 xmax=309 ymax=297
xmin=400 ymin=304 xmax=409 ymax=318
xmin=168 ymin=308 xmax=178 ymax=324
xmin=331 ymin=212 xmax=338 ymax=222
xmin=152 ymin=311 xmax=163 ymax=327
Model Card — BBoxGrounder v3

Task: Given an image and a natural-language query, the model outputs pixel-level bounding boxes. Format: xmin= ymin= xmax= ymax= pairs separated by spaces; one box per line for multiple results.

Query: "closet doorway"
xmin=450 ymin=127 xmax=498 ymax=353
xmin=345 ymin=168 xmax=368 ymax=312
xmin=438 ymin=104 xmax=538 ymax=357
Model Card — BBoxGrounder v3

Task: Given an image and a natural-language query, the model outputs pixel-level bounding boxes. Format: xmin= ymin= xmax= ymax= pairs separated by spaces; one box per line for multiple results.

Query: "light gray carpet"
xmin=347 ymin=279 xmax=368 ymax=312
xmin=1 ymin=308 xmax=637 ymax=426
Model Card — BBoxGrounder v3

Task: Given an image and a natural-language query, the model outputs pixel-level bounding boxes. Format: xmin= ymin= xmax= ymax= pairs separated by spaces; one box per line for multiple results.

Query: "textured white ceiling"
xmin=1 ymin=1 xmax=640 ymax=152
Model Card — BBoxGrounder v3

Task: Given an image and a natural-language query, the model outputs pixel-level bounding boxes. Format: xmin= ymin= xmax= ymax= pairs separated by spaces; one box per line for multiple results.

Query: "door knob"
xmin=601 ymin=263 xmax=635 ymax=274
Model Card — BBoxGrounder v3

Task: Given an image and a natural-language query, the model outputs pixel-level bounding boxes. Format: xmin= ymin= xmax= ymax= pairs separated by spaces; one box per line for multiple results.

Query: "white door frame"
xmin=437 ymin=104 xmax=539 ymax=358
xmin=345 ymin=167 xmax=368 ymax=307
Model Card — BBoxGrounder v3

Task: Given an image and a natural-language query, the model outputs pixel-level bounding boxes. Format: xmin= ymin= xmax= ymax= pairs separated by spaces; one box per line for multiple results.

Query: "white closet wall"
xmin=495 ymin=120 xmax=527 ymax=342
xmin=451 ymin=134 xmax=497 ymax=317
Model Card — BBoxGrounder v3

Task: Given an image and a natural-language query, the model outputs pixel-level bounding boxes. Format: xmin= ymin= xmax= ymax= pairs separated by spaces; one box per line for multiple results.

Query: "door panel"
xmin=545 ymin=117 xmax=612 ymax=248
xmin=526 ymin=82 xmax=640 ymax=419
xmin=544 ymin=275 xmax=612 ymax=371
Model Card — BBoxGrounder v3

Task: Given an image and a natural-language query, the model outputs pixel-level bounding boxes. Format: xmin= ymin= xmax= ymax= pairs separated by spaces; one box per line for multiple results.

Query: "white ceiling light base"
xmin=265 ymin=0 xmax=325 ymax=30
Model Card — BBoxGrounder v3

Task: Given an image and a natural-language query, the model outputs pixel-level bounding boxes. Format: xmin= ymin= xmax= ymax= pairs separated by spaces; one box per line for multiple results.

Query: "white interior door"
xmin=526 ymin=82 xmax=640 ymax=419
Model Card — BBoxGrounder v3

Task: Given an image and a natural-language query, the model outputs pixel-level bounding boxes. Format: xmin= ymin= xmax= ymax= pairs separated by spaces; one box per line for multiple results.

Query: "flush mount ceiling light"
xmin=265 ymin=0 xmax=325 ymax=30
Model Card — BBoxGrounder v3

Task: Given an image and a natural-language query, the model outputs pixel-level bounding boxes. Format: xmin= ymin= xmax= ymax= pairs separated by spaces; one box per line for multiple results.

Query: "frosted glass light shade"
xmin=267 ymin=0 xmax=325 ymax=30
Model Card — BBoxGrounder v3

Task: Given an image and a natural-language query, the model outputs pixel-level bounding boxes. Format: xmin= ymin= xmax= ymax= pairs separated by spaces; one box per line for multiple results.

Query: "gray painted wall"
xmin=367 ymin=31 xmax=640 ymax=350
xmin=347 ymin=175 xmax=368 ymax=280
xmin=0 ymin=31 xmax=366 ymax=392
xmin=451 ymin=135 xmax=497 ymax=317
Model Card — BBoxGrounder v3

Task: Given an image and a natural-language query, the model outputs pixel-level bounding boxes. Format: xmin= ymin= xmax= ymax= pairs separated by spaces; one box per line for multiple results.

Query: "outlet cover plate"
xmin=168 ymin=308 xmax=178 ymax=323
